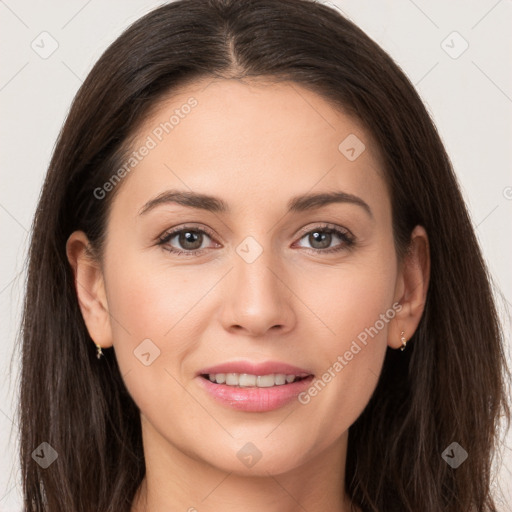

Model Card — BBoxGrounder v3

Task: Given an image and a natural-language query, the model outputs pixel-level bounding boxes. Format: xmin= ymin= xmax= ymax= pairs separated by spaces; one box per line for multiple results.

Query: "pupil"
xmin=310 ymin=230 xmax=331 ymax=249
xmin=180 ymin=231 xmax=202 ymax=250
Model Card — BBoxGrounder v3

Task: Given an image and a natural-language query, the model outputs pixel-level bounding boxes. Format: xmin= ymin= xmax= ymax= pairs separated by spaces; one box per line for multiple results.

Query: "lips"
xmin=195 ymin=360 xmax=315 ymax=412
xmin=197 ymin=372 xmax=315 ymax=412
xmin=197 ymin=360 xmax=314 ymax=378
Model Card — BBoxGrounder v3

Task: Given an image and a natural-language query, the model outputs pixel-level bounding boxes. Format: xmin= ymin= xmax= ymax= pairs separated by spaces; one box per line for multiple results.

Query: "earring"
xmin=95 ymin=343 xmax=104 ymax=359
xmin=400 ymin=331 xmax=407 ymax=351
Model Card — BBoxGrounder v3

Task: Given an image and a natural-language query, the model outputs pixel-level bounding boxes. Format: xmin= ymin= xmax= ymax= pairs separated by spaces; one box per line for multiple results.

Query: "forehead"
xmin=111 ymin=78 xmax=388 ymax=220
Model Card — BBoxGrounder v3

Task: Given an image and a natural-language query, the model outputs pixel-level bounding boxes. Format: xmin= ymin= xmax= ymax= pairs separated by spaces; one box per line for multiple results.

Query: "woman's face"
xmin=72 ymin=78 xmax=425 ymax=477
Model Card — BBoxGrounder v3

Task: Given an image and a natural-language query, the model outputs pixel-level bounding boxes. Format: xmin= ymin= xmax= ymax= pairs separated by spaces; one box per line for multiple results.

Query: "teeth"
xmin=207 ymin=373 xmax=303 ymax=387
xmin=239 ymin=373 xmax=256 ymax=387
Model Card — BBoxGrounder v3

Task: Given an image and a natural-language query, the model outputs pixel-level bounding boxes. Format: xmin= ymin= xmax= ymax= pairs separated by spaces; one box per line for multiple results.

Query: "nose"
xmin=219 ymin=245 xmax=296 ymax=337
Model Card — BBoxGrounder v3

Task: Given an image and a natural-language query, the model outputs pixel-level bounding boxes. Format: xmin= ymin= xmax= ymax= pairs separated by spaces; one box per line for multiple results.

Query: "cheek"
xmin=101 ymin=248 xmax=201 ymax=384
xmin=105 ymin=250 xmax=214 ymax=344
xmin=103 ymin=255 xmax=208 ymax=425
xmin=299 ymin=251 xmax=397 ymax=349
xmin=294 ymin=255 xmax=397 ymax=430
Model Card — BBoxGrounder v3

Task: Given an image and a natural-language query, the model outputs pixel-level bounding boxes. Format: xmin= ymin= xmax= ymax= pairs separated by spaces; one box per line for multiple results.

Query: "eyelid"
xmin=295 ymin=222 xmax=353 ymax=240
xmin=158 ymin=223 xmax=218 ymax=243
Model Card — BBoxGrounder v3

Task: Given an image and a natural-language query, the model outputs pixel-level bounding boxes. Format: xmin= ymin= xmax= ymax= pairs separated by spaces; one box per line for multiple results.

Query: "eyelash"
xmin=157 ymin=223 xmax=355 ymax=257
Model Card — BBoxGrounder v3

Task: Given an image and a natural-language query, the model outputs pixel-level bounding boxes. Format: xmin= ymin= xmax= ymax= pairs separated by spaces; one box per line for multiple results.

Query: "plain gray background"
xmin=1 ymin=0 xmax=511 ymax=510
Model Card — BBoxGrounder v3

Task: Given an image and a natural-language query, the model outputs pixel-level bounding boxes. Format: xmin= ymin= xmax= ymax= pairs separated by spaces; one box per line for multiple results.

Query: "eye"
xmin=157 ymin=225 xmax=219 ymax=256
xmin=157 ymin=223 xmax=355 ymax=257
xmin=294 ymin=224 xmax=355 ymax=254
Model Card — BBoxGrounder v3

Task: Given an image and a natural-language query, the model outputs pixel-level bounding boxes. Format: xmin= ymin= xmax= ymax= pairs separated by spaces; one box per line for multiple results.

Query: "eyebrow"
xmin=138 ymin=189 xmax=373 ymax=218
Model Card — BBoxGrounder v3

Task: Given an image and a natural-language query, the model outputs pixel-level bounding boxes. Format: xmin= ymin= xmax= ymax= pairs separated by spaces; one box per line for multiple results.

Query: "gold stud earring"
xmin=95 ymin=343 xmax=104 ymax=359
xmin=400 ymin=331 xmax=407 ymax=351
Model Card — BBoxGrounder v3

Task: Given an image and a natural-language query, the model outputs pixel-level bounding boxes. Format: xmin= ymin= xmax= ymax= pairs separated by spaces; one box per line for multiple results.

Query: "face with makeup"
xmin=67 ymin=78 xmax=429 ymax=510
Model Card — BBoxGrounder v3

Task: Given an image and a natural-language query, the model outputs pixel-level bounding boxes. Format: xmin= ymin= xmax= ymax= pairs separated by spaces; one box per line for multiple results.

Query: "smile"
xmin=202 ymin=372 xmax=310 ymax=388
xmin=197 ymin=373 xmax=315 ymax=412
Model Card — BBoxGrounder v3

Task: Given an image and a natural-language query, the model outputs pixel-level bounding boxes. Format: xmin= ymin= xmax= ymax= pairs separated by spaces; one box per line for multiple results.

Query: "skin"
xmin=66 ymin=78 xmax=430 ymax=512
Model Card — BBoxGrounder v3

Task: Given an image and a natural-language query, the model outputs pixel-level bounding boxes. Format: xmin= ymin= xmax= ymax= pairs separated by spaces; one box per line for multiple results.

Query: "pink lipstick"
xmin=196 ymin=360 xmax=314 ymax=412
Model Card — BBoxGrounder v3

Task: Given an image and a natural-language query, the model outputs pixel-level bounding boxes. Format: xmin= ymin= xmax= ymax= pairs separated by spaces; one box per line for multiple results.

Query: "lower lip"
xmin=197 ymin=375 xmax=315 ymax=412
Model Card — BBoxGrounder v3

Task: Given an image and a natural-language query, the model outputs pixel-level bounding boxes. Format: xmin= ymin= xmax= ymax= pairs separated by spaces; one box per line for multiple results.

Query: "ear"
xmin=66 ymin=230 xmax=113 ymax=349
xmin=388 ymin=225 xmax=430 ymax=349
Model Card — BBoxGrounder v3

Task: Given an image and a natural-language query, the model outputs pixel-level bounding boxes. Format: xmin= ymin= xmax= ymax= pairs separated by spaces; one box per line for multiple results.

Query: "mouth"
xmin=197 ymin=372 xmax=315 ymax=412
xmin=196 ymin=360 xmax=315 ymax=411
xmin=200 ymin=372 xmax=312 ymax=388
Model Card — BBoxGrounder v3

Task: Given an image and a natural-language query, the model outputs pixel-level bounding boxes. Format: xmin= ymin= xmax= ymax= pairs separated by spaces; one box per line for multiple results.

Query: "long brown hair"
xmin=18 ymin=0 xmax=510 ymax=510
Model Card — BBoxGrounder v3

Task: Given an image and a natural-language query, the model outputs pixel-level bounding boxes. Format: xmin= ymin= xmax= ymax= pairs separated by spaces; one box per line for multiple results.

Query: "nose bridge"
xmin=221 ymin=234 xmax=295 ymax=335
xmin=234 ymin=236 xmax=283 ymax=306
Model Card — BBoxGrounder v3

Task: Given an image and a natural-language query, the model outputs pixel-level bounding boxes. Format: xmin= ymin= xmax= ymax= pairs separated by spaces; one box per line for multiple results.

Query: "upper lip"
xmin=198 ymin=360 xmax=314 ymax=378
